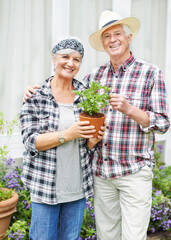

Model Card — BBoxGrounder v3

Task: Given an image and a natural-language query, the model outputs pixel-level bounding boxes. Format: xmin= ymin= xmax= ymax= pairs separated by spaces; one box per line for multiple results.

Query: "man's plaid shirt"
xmin=83 ymin=53 xmax=170 ymax=179
xmin=20 ymin=77 xmax=93 ymax=204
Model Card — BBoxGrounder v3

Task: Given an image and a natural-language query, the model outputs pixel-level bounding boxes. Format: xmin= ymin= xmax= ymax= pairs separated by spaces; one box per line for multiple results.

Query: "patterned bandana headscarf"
xmin=52 ymin=38 xmax=84 ymax=58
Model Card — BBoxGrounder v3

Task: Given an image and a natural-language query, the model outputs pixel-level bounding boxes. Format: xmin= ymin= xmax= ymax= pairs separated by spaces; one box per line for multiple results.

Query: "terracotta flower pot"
xmin=0 ymin=188 xmax=19 ymax=240
xmin=79 ymin=112 xmax=105 ymax=138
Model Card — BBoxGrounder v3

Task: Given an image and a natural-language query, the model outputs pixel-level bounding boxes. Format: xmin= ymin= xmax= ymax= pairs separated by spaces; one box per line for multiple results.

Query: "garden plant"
xmin=74 ymin=82 xmax=110 ymax=137
xmin=73 ymin=81 xmax=110 ymax=116
xmin=0 ymin=112 xmax=170 ymax=239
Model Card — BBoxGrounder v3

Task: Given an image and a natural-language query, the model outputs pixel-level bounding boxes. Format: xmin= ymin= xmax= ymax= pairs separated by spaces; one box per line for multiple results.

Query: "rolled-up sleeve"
xmin=140 ymin=69 xmax=170 ymax=133
xmin=20 ymin=99 xmax=41 ymax=158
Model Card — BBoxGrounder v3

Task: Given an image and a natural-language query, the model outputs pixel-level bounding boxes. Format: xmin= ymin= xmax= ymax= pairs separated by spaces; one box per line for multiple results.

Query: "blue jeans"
xmin=29 ymin=198 xmax=86 ymax=240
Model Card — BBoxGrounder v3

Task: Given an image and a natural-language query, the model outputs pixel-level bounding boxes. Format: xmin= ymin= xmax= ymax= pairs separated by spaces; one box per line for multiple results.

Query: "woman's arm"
xmin=35 ymin=121 xmax=96 ymax=151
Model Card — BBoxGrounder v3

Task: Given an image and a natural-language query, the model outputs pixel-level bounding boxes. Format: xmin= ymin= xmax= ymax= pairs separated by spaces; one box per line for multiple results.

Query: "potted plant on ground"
xmin=0 ymin=187 xmax=19 ymax=240
xmin=74 ymin=81 xmax=110 ymax=137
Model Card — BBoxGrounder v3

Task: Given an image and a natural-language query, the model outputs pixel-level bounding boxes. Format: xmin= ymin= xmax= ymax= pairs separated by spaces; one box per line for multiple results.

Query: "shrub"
xmin=148 ymin=190 xmax=171 ymax=233
xmin=80 ymin=197 xmax=97 ymax=239
xmin=148 ymin=143 xmax=171 ymax=233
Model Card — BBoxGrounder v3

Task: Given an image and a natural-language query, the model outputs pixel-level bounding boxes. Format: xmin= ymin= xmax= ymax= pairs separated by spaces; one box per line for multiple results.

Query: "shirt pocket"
xmin=126 ymin=94 xmax=149 ymax=111
xmin=34 ymin=113 xmax=50 ymax=133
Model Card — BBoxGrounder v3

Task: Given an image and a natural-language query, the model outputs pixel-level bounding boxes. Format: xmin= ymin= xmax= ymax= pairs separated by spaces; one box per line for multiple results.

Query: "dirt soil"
xmin=147 ymin=231 xmax=171 ymax=240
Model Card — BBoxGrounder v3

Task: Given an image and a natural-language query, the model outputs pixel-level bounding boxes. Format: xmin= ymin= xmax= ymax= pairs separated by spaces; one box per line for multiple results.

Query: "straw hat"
xmin=89 ymin=10 xmax=140 ymax=51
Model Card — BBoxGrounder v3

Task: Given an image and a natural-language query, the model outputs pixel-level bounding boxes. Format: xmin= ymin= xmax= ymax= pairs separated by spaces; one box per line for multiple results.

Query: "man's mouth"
xmin=109 ymin=43 xmax=120 ymax=49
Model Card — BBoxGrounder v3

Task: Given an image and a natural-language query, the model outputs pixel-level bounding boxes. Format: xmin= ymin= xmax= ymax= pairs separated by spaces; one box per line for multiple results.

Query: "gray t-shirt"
xmin=31 ymin=102 xmax=84 ymax=204
xmin=55 ymin=102 xmax=84 ymax=203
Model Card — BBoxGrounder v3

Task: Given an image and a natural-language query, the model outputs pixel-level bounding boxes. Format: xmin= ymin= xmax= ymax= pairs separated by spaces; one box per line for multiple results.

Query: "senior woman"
xmin=20 ymin=37 xmax=105 ymax=240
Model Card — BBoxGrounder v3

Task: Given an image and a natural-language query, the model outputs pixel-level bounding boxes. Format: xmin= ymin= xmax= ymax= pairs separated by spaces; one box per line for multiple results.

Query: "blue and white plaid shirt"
xmin=20 ymin=77 xmax=93 ymax=204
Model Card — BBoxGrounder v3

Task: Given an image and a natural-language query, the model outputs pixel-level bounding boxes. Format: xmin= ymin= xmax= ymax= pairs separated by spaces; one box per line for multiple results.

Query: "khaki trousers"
xmin=94 ymin=166 xmax=153 ymax=240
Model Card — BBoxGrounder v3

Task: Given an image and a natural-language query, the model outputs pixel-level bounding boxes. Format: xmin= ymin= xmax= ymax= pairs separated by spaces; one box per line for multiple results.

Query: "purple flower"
xmin=5 ymin=157 xmax=15 ymax=166
xmin=155 ymin=190 xmax=162 ymax=196
xmin=157 ymin=144 xmax=163 ymax=153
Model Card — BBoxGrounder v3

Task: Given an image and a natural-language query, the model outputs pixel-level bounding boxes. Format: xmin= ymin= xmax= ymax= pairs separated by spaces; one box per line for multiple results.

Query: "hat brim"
xmin=89 ymin=17 xmax=140 ymax=51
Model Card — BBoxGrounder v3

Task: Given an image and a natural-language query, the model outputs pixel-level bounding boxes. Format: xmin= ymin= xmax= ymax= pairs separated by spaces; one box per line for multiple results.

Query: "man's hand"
xmin=23 ymin=84 xmax=41 ymax=103
xmin=109 ymin=93 xmax=131 ymax=115
xmin=109 ymin=93 xmax=150 ymax=127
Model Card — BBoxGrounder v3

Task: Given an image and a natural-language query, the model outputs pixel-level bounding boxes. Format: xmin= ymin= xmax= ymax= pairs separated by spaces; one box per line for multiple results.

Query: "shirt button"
xmin=115 ymin=75 xmax=118 ymax=78
xmin=104 ymin=143 xmax=107 ymax=146
xmin=106 ymin=126 xmax=109 ymax=129
xmin=110 ymin=108 xmax=112 ymax=112
xmin=104 ymin=159 xmax=107 ymax=161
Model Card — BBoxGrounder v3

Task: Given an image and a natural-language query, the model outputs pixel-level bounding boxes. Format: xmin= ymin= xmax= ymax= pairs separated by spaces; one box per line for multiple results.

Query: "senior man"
xmin=83 ymin=10 xmax=170 ymax=240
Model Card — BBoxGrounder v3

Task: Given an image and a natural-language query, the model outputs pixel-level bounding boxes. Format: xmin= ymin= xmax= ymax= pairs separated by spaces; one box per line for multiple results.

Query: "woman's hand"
xmin=23 ymin=84 xmax=41 ymax=103
xmin=63 ymin=121 xmax=96 ymax=141
xmin=35 ymin=121 xmax=96 ymax=151
xmin=87 ymin=123 xmax=106 ymax=149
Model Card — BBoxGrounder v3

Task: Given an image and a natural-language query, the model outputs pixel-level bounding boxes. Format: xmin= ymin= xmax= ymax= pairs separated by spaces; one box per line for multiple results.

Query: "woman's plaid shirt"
xmin=20 ymin=77 xmax=93 ymax=204
xmin=83 ymin=54 xmax=170 ymax=179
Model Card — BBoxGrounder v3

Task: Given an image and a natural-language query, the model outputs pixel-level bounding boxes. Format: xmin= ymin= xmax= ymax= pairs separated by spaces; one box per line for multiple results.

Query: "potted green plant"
xmin=0 ymin=187 xmax=19 ymax=240
xmin=74 ymin=82 xmax=110 ymax=137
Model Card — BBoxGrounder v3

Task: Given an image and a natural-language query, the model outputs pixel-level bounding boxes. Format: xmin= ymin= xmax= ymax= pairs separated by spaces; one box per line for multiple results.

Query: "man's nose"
xmin=110 ymin=34 xmax=116 ymax=42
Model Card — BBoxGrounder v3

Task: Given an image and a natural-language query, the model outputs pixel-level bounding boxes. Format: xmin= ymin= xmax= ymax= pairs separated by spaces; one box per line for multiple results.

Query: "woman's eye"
xmin=74 ymin=59 xmax=80 ymax=62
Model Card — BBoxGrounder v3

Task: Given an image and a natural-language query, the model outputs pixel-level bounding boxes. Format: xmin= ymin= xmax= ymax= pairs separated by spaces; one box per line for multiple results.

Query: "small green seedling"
xmin=74 ymin=82 xmax=110 ymax=116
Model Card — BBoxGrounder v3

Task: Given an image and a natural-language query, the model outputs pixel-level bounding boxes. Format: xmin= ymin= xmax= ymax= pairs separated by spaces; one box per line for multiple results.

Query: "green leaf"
xmin=73 ymin=82 xmax=110 ymax=115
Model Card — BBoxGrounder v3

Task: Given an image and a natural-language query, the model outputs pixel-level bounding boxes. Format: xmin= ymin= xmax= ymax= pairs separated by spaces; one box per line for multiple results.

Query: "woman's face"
xmin=52 ymin=51 xmax=82 ymax=80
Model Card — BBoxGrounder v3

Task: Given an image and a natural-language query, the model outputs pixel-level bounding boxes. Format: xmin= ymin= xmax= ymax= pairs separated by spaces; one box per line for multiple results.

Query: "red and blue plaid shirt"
xmin=83 ymin=53 xmax=170 ymax=178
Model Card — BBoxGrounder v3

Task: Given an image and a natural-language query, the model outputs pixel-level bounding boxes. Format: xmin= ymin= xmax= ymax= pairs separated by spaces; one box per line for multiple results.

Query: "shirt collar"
xmin=40 ymin=76 xmax=54 ymax=99
xmin=109 ymin=52 xmax=135 ymax=73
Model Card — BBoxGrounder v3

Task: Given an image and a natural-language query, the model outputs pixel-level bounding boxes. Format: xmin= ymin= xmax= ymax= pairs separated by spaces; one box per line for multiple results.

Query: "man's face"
xmin=101 ymin=24 xmax=132 ymax=60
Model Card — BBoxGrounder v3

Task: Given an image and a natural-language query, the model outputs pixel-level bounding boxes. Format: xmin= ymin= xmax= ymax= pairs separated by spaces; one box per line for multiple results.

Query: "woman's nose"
xmin=67 ymin=58 xmax=74 ymax=66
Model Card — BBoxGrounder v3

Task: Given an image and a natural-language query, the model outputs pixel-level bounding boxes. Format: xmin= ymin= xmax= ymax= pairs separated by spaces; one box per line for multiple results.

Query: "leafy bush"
xmin=148 ymin=143 xmax=171 ymax=234
xmin=80 ymin=197 xmax=97 ymax=239
xmin=148 ymin=190 xmax=171 ymax=233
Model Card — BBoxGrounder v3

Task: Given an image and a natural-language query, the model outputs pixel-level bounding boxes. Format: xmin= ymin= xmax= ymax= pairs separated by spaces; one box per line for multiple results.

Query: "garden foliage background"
xmin=0 ymin=112 xmax=170 ymax=239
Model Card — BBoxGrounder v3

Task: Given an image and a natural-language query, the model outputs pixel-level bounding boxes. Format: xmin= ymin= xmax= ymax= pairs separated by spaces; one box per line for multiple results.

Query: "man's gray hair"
xmin=121 ymin=24 xmax=131 ymax=36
